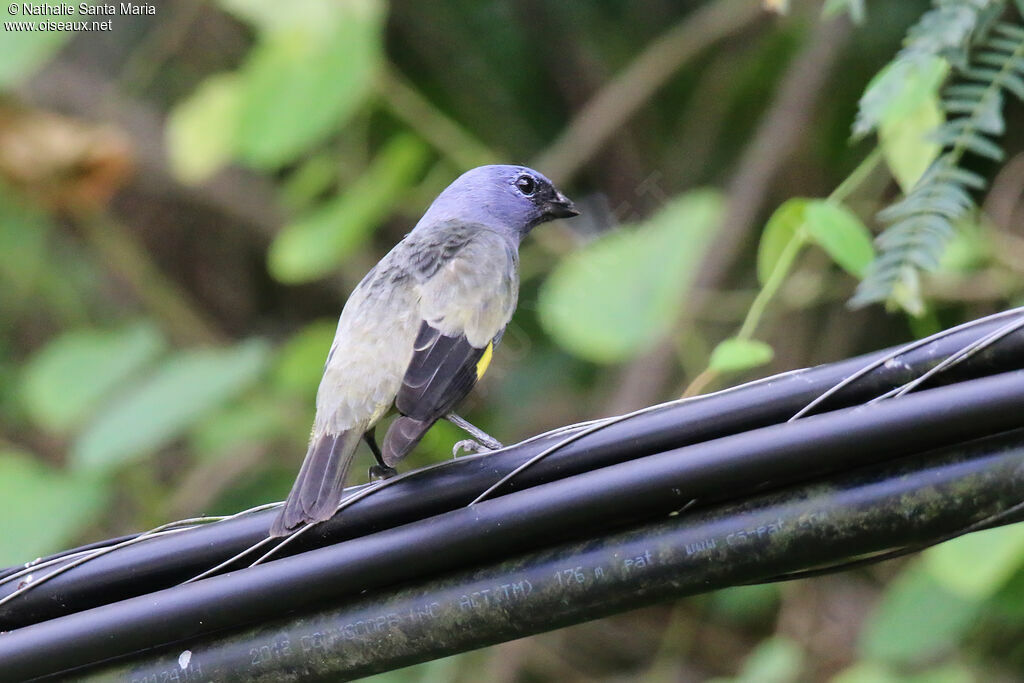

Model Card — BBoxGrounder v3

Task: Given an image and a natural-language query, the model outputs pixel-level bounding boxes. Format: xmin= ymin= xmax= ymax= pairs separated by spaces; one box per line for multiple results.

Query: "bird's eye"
xmin=515 ymin=175 xmax=537 ymax=196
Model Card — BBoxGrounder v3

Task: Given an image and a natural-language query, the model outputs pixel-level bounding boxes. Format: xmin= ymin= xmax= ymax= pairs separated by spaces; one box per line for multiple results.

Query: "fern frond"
xmin=851 ymin=15 xmax=1024 ymax=312
xmin=853 ymin=0 xmax=1004 ymax=138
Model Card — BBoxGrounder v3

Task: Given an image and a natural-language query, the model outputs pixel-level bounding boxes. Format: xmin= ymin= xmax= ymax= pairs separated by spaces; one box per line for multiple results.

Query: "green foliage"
xmin=189 ymin=393 xmax=289 ymax=460
xmin=230 ymin=0 xmax=384 ymax=169
xmin=923 ymin=523 xmax=1024 ymax=599
xmin=856 ymin=56 xmax=949 ymax=142
xmin=0 ymin=2 xmax=81 ymax=90
xmin=71 ymin=340 xmax=270 ymax=472
xmin=22 ymin=322 xmax=166 ymax=433
xmin=709 ymin=636 xmax=804 ymax=683
xmin=268 ymin=134 xmax=431 ymax=283
xmin=823 ymin=0 xmax=866 ymax=25
xmin=708 ymin=337 xmax=774 ymax=373
xmin=757 ymin=198 xmax=809 ymax=286
xmin=804 ymin=201 xmax=876 ymax=279
xmin=538 ymin=190 xmax=723 ymax=363
xmin=990 ymin=564 xmax=1024 ymax=619
xmin=271 ymin=319 xmax=338 ymax=398
xmin=757 ymin=198 xmax=874 ymax=286
xmin=860 ymin=564 xmax=980 ymax=664
xmin=878 ymin=85 xmax=944 ymax=192
xmin=832 ymin=662 xmax=974 ymax=683
xmin=166 ymin=0 xmax=385 ymax=180
xmin=852 ymin=9 xmax=1024 ymax=313
xmin=693 ymin=195 xmax=873 ymax=393
xmin=0 ymin=449 xmax=109 ymax=566
xmin=939 ymin=217 xmax=992 ymax=272
xmin=0 ymin=182 xmax=54 ymax=302
xmin=165 ymin=73 xmax=242 ymax=184
xmin=709 ymin=583 xmax=781 ymax=624
xmin=853 ymin=0 xmax=1000 ymax=138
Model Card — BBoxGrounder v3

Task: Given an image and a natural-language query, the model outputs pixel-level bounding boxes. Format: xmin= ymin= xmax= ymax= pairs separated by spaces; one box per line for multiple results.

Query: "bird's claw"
xmin=368 ymin=464 xmax=398 ymax=480
xmin=452 ymin=439 xmax=494 ymax=457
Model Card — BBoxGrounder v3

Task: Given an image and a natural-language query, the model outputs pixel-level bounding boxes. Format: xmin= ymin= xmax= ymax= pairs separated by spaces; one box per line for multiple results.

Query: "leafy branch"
xmin=852 ymin=2 xmax=1024 ymax=313
xmin=682 ymin=150 xmax=881 ymax=397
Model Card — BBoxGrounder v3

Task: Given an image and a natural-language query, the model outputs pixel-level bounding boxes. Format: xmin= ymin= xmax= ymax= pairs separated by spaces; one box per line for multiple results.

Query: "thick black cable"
xmin=84 ymin=438 xmax=1021 ymax=681
xmin=1 ymin=318 xmax=1022 ymax=629
xmin=2 ymin=370 xmax=1024 ymax=680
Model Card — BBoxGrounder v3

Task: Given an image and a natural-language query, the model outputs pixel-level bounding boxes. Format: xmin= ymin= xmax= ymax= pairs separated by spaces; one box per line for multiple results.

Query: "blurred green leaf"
xmin=219 ymin=0 xmax=341 ymax=35
xmin=822 ymin=0 xmax=865 ymax=24
xmin=855 ymin=56 xmax=948 ymax=138
xmin=281 ymin=153 xmax=342 ymax=212
xmin=710 ymin=636 xmax=803 ymax=683
xmin=831 ymin=662 xmax=973 ymax=683
xmin=71 ymin=340 xmax=270 ymax=473
xmin=0 ymin=2 xmax=80 ymax=90
xmin=757 ymin=199 xmax=808 ymax=286
xmin=710 ymin=584 xmax=781 ymax=624
xmin=859 ymin=564 xmax=979 ymax=664
xmin=831 ymin=663 xmax=901 ymax=683
xmin=165 ymin=73 xmax=242 ymax=184
xmin=891 ymin=267 xmax=926 ymax=318
xmin=539 ymin=190 xmax=724 ymax=363
xmin=804 ymin=200 xmax=875 ymax=279
xmin=271 ymin=319 xmax=337 ymax=398
xmin=905 ymin=667 xmax=974 ymax=683
xmin=0 ymin=182 xmax=92 ymax=322
xmin=879 ymin=94 xmax=943 ymax=193
xmin=0 ymin=449 xmax=109 ymax=566
xmin=708 ymin=338 xmax=774 ymax=373
xmin=268 ymin=134 xmax=430 ymax=283
xmin=22 ymin=322 xmax=166 ymax=433
xmin=0 ymin=182 xmax=53 ymax=299
xmin=989 ymin=565 xmax=1024 ymax=619
xmin=737 ymin=637 xmax=803 ymax=683
xmin=190 ymin=393 xmax=288 ymax=459
xmin=939 ymin=219 xmax=991 ymax=273
xmin=924 ymin=523 xmax=1024 ymax=599
xmin=0 ymin=339 xmax=16 ymax=418
xmin=230 ymin=0 xmax=385 ymax=168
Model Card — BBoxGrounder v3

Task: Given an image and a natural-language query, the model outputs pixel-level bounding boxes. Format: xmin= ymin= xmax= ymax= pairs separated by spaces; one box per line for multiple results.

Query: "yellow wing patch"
xmin=475 ymin=342 xmax=494 ymax=380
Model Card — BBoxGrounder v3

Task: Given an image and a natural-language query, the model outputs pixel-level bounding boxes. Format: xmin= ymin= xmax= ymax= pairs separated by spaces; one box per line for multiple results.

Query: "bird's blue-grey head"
xmin=413 ymin=165 xmax=578 ymax=242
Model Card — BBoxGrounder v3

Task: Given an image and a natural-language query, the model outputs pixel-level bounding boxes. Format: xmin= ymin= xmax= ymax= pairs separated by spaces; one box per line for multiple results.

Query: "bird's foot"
xmin=452 ymin=439 xmax=498 ymax=457
xmin=445 ymin=414 xmax=503 ymax=451
xmin=368 ymin=464 xmax=398 ymax=480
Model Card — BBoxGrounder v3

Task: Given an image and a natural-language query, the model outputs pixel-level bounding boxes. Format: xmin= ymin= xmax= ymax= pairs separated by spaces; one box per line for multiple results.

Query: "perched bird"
xmin=270 ymin=165 xmax=578 ymax=536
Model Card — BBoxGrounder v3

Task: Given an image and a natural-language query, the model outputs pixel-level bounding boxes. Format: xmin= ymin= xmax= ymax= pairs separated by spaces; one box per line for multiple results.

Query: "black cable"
xmin=2 ymin=317 xmax=1023 ymax=629
xmin=2 ymin=370 xmax=1024 ymax=680
xmin=753 ymin=498 xmax=1024 ymax=585
xmin=58 ymin=430 xmax=1024 ymax=681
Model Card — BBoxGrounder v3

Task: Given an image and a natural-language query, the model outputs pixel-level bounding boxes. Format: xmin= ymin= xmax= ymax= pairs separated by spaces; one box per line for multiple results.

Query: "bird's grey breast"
xmin=412 ymin=222 xmax=519 ymax=347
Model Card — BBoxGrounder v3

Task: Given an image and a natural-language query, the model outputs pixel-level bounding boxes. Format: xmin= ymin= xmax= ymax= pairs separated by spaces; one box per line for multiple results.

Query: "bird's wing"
xmin=394 ymin=321 xmax=496 ymax=420
xmin=399 ymin=227 xmax=518 ymax=417
xmin=383 ymin=228 xmax=517 ymax=461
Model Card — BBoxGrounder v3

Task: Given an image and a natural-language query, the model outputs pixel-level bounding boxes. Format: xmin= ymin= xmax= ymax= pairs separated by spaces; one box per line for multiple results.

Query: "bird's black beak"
xmin=545 ymin=190 xmax=579 ymax=219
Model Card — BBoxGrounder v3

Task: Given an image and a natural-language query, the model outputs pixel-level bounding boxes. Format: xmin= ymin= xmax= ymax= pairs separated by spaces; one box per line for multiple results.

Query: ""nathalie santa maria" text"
xmin=17 ymin=3 xmax=156 ymax=16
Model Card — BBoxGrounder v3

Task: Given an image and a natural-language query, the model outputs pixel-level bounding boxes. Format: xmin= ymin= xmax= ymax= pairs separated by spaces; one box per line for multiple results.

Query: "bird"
xmin=269 ymin=164 xmax=578 ymax=537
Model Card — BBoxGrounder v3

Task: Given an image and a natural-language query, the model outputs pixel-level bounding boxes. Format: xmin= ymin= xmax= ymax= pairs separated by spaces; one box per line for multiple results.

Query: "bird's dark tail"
xmin=270 ymin=429 xmax=360 ymax=537
xmin=382 ymin=416 xmax=434 ymax=467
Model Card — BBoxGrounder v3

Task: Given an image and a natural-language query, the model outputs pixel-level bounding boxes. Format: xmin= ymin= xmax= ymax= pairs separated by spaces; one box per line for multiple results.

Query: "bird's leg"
xmin=364 ymin=428 xmax=397 ymax=480
xmin=446 ymin=413 xmax=503 ymax=457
